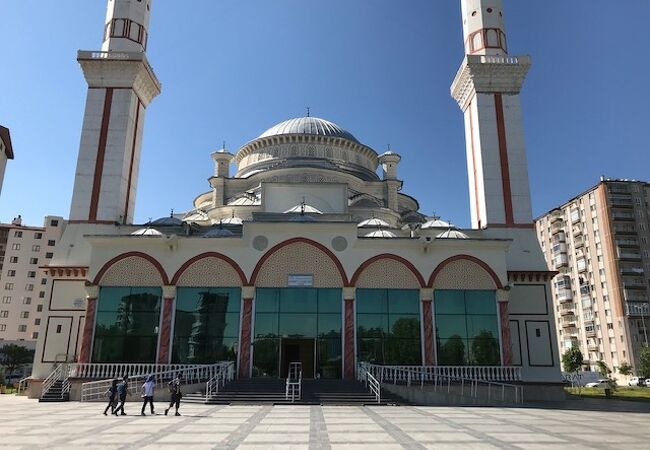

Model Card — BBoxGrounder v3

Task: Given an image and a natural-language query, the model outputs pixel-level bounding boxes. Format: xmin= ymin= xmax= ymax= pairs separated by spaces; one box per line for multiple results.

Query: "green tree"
xmin=618 ymin=362 xmax=632 ymax=377
xmin=639 ymin=346 xmax=650 ymax=378
xmin=562 ymin=347 xmax=583 ymax=391
xmin=0 ymin=344 xmax=35 ymax=376
xmin=471 ymin=330 xmax=500 ymax=366
xmin=596 ymin=360 xmax=612 ymax=378
xmin=439 ymin=335 xmax=466 ymax=365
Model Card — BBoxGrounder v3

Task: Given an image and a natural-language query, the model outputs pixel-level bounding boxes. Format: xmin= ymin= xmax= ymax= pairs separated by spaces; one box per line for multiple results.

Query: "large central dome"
xmin=258 ymin=117 xmax=359 ymax=143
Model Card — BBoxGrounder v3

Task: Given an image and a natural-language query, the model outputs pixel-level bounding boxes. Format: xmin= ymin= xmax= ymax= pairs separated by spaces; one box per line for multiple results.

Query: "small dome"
xmin=284 ymin=204 xmax=323 ymax=214
xmin=364 ymin=229 xmax=397 ymax=238
xmin=203 ymin=227 xmax=234 ymax=238
xmin=184 ymin=210 xmax=209 ymax=222
xmin=258 ymin=117 xmax=359 ymax=143
xmin=151 ymin=216 xmax=183 ymax=226
xmin=131 ymin=227 xmax=163 ymax=236
xmin=422 ymin=218 xmax=452 ymax=229
xmin=436 ymin=229 xmax=469 ymax=239
xmin=357 ymin=218 xmax=391 ymax=228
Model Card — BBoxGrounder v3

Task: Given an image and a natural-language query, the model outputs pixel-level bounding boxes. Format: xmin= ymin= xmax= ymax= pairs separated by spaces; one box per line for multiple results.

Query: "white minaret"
xmin=451 ymin=0 xmax=532 ymax=229
xmin=69 ymin=0 xmax=161 ymax=224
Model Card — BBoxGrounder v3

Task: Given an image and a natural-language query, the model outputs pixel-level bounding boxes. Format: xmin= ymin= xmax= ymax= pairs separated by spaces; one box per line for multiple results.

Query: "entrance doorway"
xmin=280 ymin=338 xmax=315 ymax=378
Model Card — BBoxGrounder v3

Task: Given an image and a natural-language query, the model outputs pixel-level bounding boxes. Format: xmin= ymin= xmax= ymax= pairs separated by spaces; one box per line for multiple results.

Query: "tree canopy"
xmin=0 ymin=344 xmax=35 ymax=377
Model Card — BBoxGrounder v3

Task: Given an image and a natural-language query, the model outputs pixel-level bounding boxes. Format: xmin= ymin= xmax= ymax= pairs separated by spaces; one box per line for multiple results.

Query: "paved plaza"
xmin=0 ymin=396 xmax=649 ymax=449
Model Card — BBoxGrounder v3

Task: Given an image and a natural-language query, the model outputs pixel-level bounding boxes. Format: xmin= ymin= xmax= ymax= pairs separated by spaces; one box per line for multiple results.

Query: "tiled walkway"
xmin=1 ymin=396 xmax=649 ymax=449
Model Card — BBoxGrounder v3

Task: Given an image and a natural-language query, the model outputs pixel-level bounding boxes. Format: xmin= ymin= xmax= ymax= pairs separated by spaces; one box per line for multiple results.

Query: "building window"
xmin=56 ymin=324 xmax=62 ymax=333
xmin=20 ymin=311 xmax=29 ymax=319
xmin=23 ymin=297 xmax=31 ymax=305
xmin=172 ymin=287 xmax=242 ymax=366
xmin=50 ymin=219 xmax=59 ymax=227
xmin=34 ymin=232 xmax=42 ymax=239
xmin=32 ymin=245 xmax=40 ymax=252
xmin=34 ymin=318 xmax=40 ymax=326
xmin=7 ymin=270 xmax=15 ymax=277
xmin=38 ymin=291 xmax=45 ymax=298
xmin=18 ymin=325 xmax=27 ymax=332
xmin=41 ymin=278 xmax=47 ymax=285
xmin=2 ymin=296 xmax=10 ymax=304
xmin=92 ymin=287 xmax=162 ymax=363
xmin=11 ymin=243 xmax=20 ymax=250
xmin=434 ymin=290 xmax=500 ymax=366
xmin=0 ymin=325 xmax=5 ymax=331
xmin=9 ymin=256 xmax=18 ymax=263
xmin=45 ymin=252 xmax=53 ymax=259
xmin=31 ymin=332 xmax=38 ymax=339
xmin=36 ymin=304 xmax=43 ymax=312
xmin=29 ymin=257 xmax=38 ymax=265
xmin=25 ymin=284 xmax=34 ymax=292
xmin=4 ymin=283 xmax=13 ymax=290
xmin=0 ymin=311 xmax=9 ymax=318
xmin=14 ymin=231 xmax=22 ymax=238
xmin=47 ymin=240 xmax=55 ymax=246
xmin=27 ymin=271 xmax=36 ymax=278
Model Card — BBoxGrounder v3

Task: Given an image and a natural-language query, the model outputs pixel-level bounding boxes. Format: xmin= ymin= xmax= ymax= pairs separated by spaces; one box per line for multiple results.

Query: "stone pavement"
xmin=0 ymin=396 xmax=649 ymax=449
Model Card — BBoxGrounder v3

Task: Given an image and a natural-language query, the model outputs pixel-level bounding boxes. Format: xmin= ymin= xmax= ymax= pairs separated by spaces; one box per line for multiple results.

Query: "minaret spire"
xmin=451 ymin=0 xmax=532 ymax=229
xmin=69 ymin=0 xmax=160 ymax=224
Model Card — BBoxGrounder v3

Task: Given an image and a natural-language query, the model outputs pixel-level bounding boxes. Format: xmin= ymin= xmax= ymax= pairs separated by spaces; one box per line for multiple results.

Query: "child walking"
xmin=103 ymin=379 xmax=118 ymax=415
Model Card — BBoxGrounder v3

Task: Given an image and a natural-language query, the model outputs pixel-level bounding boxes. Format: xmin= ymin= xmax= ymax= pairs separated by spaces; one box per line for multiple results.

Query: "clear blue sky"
xmin=1 ymin=0 xmax=649 ymax=227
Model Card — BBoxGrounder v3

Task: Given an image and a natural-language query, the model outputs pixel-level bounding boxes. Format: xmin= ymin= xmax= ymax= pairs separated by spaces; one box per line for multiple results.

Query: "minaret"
xmin=69 ymin=0 xmax=161 ymax=224
xmin=451 ymin=0 xmax=532 ymax=229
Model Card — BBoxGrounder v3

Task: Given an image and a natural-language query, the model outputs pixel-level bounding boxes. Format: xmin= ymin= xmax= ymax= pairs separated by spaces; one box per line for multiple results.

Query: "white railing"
xmin=80 ymin=362 xmax=232 ymax=402
xmin=358 ymin=363 xmax=381 ymax=403
xmin=362 ymin=364 xmax=521 ymax=384
xmin=41 ymin=363 xmax=66 ymax=398
xmin=69 ymin=363 xmax=208 ymax=380
xmin=16 ymin=377 xmax=31 ymax=395
xmin=359 ymin=363 xmax=523 ymax=405
xmin=285 ymin=362 xmax=302 ymax=403
xmin=205 ymin=362 xmax=235 ymax=401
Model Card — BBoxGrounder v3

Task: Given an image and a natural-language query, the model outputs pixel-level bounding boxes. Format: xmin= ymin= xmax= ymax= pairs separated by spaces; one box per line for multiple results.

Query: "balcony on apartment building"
xmin=573 ymin=235 xmax=585 ymax=248
xmin=556 ymin=288 xmax=573 ymax=303
xmin=551 ymin=231 xmax=566 ymax=244
xmin=559 ymin=303 xmax=576 ymax=316
xmin=585 ymin=326 xmax=597 ymax=337
xmin=554 ymin=254 xmax=569 ymax=269
xmin=625 ymin=302 xmax=650 ymax=317
xmin=569 ymin=209 xmax=581 ymax=224
xmin=610 ymin=195 xmax=634 ymax=208
xmin=622 ymin=277 xmax=647 ymax=290
xmin=618 ymin=248 xmax=643 ymax=261
xmin=561 ymin=316 xmax=578 ymax=329
xmin=617 ymin=238 xmax=640 ymax=249
xmin=587 ymin=342 xmax=599 ymax=352
xmin=551 ymin=242 xmax=568 ymax=256
xmin=624 ymin=289 xmax=647 ymax=302
xmin=614 ymin=224 xmax=637 ymax=235
xmin=620 ymin=266 xmax=645 ymax=276
xmin=612 ymin=211 xmax=636 ymax=222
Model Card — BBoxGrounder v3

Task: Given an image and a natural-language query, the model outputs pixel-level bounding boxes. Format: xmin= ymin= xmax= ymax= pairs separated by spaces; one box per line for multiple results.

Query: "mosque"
xmin=30 ymin=0 xmax=562 ymax=400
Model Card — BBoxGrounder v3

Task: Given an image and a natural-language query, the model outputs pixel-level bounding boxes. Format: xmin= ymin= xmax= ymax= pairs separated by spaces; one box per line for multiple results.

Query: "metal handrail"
xmin=80 ymin=362 xmax=232 ymax=402
xmin=285 ymin=362 xmax=302 ymax=402
xmin=359 ymin=363 xmax=523 ymax=405
xmin=16 ymin=377 xmax=31 ymax=395
xmin=69 ymin=363 xmax=207 ymax=380
xmin=205 ymin=362 xmax=235 ymax=401
xmin=41 ymin=363 xmax=65 ymax=398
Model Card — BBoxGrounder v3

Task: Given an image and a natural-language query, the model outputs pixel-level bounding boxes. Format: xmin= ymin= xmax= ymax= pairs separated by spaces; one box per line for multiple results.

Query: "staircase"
xmin=184 ymin=378 xmax=402 ymax=405
xmin=39 ymin=380 xmax=69 ymax=403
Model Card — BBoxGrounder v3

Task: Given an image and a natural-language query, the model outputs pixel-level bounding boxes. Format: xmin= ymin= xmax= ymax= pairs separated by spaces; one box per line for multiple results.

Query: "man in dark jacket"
xmin=165 ymin=373 xmax=182 ymax=416
xmin=114 ymin=375 xmax=129 ymax=416
xmin=103 ymin=379 xmax=118 ymax=416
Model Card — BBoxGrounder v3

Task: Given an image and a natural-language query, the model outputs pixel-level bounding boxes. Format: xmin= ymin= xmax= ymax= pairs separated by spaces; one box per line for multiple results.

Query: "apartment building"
xmin=536 ymin=178 xmax=650 ymax=376
xmin=0 ymin=216 xmax=65 ymax=342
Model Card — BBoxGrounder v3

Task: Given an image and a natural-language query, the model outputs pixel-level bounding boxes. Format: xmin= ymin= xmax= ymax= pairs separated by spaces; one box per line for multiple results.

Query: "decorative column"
xmin=497 ymin=288 xmax=512 ymax=365
xmin=78 ymin=284 xmax=99 ymax=363
xmin=238 ymin=286 xmax=255 ymax=378
xmin=343 ymin=287 xmax=356 ymax=380
xmin=420 ymin=288 xmax=435 ymax=366
xmin=157 ymin=285 xmax=176 ymax=364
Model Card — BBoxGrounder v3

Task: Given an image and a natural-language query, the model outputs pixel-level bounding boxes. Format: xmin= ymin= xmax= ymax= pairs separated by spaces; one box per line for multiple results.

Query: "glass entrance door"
xmin=252 ymin=288 xmax=342 ymax=378
xmin=280 ymin=338 xmax=315 ymax=378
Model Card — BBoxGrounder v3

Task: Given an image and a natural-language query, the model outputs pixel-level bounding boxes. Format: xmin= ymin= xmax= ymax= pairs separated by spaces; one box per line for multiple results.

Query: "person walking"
xmin=114 ymin=375 xmax=129 ymax=416
xmin=103 ymin=379 xmax=118 ymax=416
xmin=141 ymin=375 xmax=156 ymax=416
xmin=164 ymin=373 xmax=182 ymax=416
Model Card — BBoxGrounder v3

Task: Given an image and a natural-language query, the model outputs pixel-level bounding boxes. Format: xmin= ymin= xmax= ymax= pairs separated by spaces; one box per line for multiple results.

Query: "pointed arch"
xmin=350 ymin=254 xmax=426 ymax=288
xmin=427 ymin=254 xmax=503 ymax=289
xmin=171 ymin=252 xmax=247 ymax=286
xmin=93 ymin=251 xmax=169 ymax=285
xmin=249 ymin=237 xmax=348 ymax=287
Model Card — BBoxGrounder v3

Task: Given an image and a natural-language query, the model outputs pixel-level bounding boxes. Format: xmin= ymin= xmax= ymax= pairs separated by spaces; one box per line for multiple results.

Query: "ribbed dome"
xmin=258 ymin=117 xmax=359 ymax=143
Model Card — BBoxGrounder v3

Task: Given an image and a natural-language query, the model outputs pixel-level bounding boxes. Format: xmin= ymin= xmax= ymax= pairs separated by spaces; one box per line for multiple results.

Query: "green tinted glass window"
xmin=255 ymin=288 xmax=280 ymax=313
xmin=92 ymin=287 xmax=161 ymax=363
